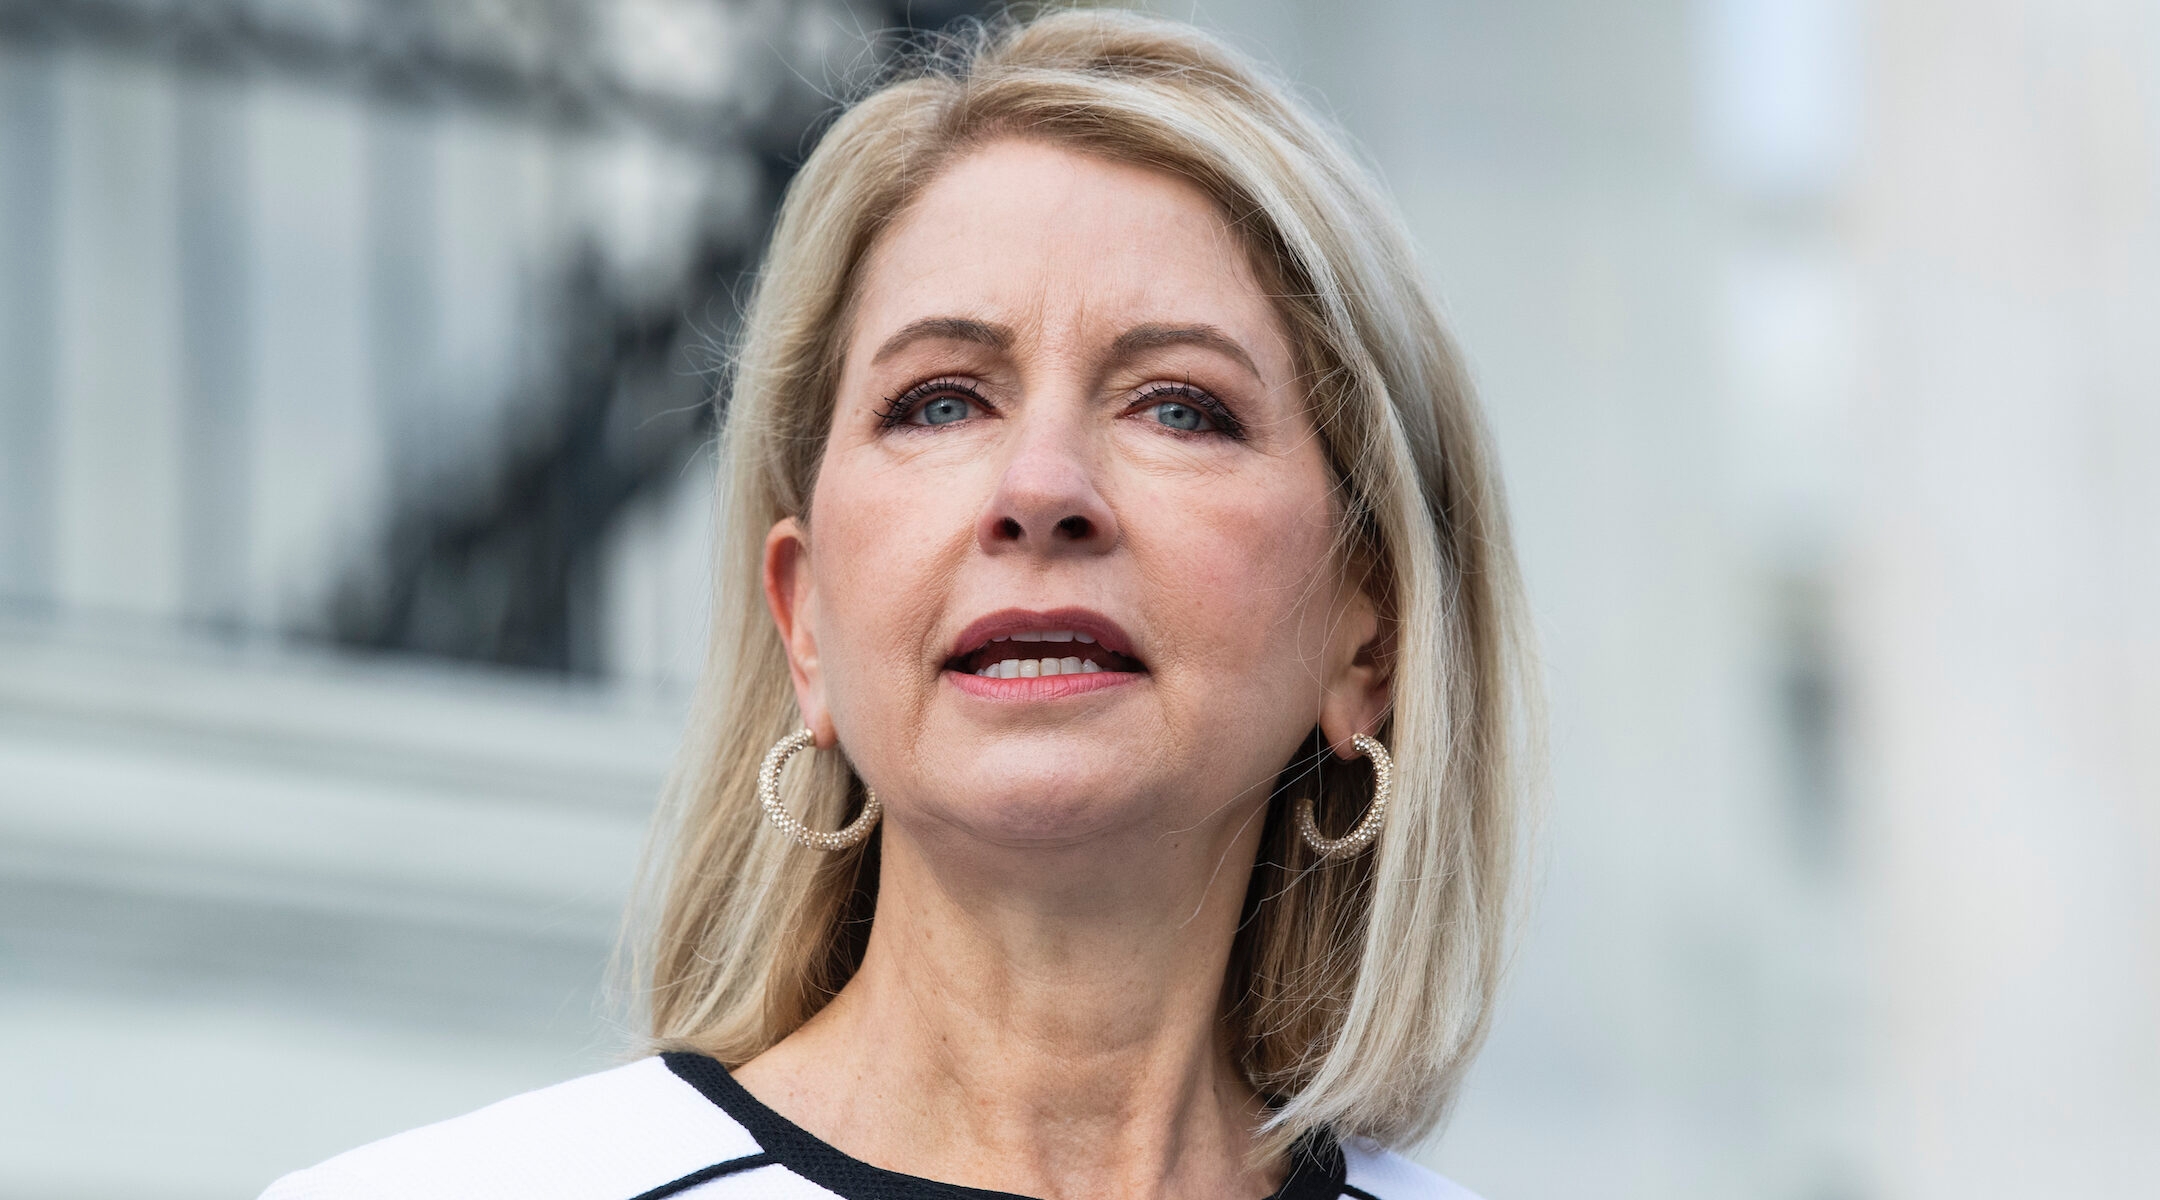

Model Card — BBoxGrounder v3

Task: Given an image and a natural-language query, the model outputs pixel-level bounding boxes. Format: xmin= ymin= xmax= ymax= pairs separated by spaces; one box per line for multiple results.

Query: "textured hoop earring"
xmin=758 ymin=728 xmax=883 ymax=851
xmin=1294 ymin=733 xmax=1392 ymax=859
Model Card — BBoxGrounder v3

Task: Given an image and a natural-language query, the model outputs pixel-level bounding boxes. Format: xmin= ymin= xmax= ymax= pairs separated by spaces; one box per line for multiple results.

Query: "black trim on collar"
xmin=627 ymin=1153 xmax=775 ymax=1200
xmin=663 ymin=1053 xmax=1033 ymax=1200
xmin=1277 ymin=1128 xmax=1351 ymax=1200
xmin=661 ymin=1052 xmax=1348 ymax=1200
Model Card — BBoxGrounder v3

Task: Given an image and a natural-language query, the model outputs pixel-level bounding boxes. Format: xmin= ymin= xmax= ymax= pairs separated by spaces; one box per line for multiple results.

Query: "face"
xmin=766 ymin=139 xmax=1386 ymax=858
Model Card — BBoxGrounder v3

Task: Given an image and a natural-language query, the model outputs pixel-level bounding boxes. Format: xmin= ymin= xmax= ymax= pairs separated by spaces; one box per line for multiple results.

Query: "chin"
xmin=914 ymin=761 xmax=1161 ymax=847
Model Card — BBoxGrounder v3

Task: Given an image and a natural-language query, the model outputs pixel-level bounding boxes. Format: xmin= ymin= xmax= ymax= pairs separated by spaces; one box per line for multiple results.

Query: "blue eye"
xmin=877 ymin=378 xmax=993 ymax=430
xmin=1148 ymin=400 xmax=1213 ymax=432
xmin=915 ymin=395 xmax=976 ymax=425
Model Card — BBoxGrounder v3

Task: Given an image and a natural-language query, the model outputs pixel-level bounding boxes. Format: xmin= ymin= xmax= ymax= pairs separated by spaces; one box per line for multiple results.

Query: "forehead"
xmin=848 ymin=139 xmax=1288 ymax=364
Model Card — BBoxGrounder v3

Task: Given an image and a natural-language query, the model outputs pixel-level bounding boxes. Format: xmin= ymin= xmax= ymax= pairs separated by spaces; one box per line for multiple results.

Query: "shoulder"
xmin=258 ymin=1056 xmax=762 ymax=1200
xmin=1339 ymin=1136 xmax=1486 ymax=1200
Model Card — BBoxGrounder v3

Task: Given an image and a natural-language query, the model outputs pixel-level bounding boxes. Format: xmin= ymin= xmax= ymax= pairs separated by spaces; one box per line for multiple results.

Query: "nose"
xmin=976 ymin=414 xmax=1118 ymax=556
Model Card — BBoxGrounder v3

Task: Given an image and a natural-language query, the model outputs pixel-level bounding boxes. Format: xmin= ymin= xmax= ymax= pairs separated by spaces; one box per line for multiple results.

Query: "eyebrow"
xmin=870 ymin=317 xmax=1012 ymax=365
xmin=1108 ymin=323 xmax=1263 ymax=382
xmin=869 ymin=316 xmax=1266 ymax=382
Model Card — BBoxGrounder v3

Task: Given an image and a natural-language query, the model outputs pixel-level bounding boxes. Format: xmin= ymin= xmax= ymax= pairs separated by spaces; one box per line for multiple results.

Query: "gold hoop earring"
xmin=758 ymin=728 xmax=883 ymax=851
xmin=1294 ymin=733 xmax=1392 ymax=859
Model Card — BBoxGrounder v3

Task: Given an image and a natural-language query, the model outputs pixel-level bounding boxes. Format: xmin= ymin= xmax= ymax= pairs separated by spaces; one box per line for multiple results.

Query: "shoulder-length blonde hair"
xmin=640 ymin=6 xmax=1529 ymax=1155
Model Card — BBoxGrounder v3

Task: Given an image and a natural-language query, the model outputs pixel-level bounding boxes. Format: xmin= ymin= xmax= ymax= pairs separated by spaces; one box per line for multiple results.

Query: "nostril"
xmin=997 ymin=517 xmax=1023 ymax=540
xmin=1056 ymin=515 xmax=1092 ymax=539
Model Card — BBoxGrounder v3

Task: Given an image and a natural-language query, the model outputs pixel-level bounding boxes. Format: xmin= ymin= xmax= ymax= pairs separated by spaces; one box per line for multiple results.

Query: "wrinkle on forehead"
xmin=842 ymin=137 xmax=1292 ymax=389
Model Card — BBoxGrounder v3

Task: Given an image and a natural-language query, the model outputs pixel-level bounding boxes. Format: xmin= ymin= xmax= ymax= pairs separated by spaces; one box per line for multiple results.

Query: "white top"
xmin=261 ymin=1054 xmax=1484 ymax=1200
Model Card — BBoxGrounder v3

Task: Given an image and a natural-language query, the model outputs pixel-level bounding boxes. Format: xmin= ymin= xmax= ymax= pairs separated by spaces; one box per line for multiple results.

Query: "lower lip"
xmin=945 ymin=668 xmax=1143 ymax=700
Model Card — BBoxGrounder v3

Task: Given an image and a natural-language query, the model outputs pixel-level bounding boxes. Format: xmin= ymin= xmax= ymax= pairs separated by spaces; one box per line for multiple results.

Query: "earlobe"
xmin=763 ymin=518 xmax=836 ymax=747
xmin=1316 ymin=591 xmax=1391 ymax=759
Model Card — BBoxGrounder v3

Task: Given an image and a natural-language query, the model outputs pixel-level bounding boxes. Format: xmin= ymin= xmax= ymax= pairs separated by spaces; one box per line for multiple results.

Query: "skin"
xmin=742 ymin=139 xmax=1391 ymax=1200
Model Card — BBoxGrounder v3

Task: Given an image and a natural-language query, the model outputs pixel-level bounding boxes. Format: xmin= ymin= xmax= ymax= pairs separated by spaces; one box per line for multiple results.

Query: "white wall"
xmin=0 ymin=618 xmax=679 ymax=1198
xmin=1853 ymin=1 xmax=2160 ymax=1195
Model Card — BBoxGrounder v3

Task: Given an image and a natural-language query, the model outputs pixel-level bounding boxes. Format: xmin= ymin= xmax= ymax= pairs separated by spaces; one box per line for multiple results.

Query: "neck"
xmin=733 ymin=817 xmax=1279 ymax=1200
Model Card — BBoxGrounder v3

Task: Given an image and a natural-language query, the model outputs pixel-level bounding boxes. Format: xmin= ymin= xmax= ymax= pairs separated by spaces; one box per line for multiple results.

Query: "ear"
xmin=1316 ymin=578 xmax=1392 ymax=760
xmin=764 ymin=517 xmax=837 ymax=748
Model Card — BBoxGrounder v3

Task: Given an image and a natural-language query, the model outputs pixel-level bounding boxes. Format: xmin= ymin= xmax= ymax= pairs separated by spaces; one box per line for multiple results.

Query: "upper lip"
xmin=945 ymin=607 xmax=1142 ymax=666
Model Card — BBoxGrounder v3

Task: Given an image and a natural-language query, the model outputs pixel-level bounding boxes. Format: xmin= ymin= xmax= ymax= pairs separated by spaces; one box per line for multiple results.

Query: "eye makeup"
xmin=871 ymin=374 xmax=1248 ymax=440
xmin=875 ymin=377 xmax=994 ymax=429
xmin=1128 ymin=381 xmax=1247 ymax=440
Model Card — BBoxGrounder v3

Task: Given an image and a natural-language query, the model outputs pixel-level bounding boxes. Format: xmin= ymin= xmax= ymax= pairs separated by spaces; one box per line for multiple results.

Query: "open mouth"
xmin=942 ymin=611 xmax=1147 ymax=682
xmin=946 ymin=630 xmax=1146 ymax=678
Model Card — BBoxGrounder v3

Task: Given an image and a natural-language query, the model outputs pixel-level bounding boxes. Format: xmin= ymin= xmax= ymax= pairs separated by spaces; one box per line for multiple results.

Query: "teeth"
xmin=1075 ymin=633 xmax=1095 ymax=644
xmin=974 ymin=656 xmax=1108 ymax=679
xmin=1043 ymin=631 xmax=1074 ymax=642
xmin=1012 ymin=631 xmax=1041 ymax=642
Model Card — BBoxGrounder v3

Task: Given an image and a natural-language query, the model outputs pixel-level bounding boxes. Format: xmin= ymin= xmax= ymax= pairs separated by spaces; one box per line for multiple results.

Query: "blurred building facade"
xmin=2 ymin=1 xmax=2155 ymax=1198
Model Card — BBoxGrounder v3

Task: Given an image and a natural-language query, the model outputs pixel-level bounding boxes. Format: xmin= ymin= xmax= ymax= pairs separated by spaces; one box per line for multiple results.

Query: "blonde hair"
xmin=640 ymin=7 xmax=1530 ymax=1154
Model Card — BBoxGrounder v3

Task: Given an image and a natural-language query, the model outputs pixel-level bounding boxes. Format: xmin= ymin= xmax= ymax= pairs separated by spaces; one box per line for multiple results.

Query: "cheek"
xmin=1126 ymin=464 xmax=1339 ymax=695
xmin=804 ymin=456 xmax=979 ymax=710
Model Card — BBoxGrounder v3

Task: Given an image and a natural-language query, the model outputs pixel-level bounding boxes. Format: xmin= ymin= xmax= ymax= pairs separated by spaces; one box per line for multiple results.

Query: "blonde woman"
xmin=266 ymin=10 xmax=1527 ymax=1200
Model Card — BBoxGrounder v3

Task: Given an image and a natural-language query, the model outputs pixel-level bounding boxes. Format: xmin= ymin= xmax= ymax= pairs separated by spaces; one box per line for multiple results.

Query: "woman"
xmin=266 ymin=9 xmax=1527 ymax=1200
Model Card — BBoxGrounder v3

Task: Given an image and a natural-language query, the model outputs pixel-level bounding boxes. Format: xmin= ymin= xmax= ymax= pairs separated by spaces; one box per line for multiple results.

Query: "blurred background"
xmin=0 ymin=0 xmax=2153 ymax=1197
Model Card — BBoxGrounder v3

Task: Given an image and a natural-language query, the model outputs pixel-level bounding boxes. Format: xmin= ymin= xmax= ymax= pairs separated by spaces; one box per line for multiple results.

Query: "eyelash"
xmin=873 ymin=376 xmax=1246 ymax=440
xmin=874 ymin=377 xmax=990 ymax=428
xmin=1132 ymin=381 xmax=1246 ymax=440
